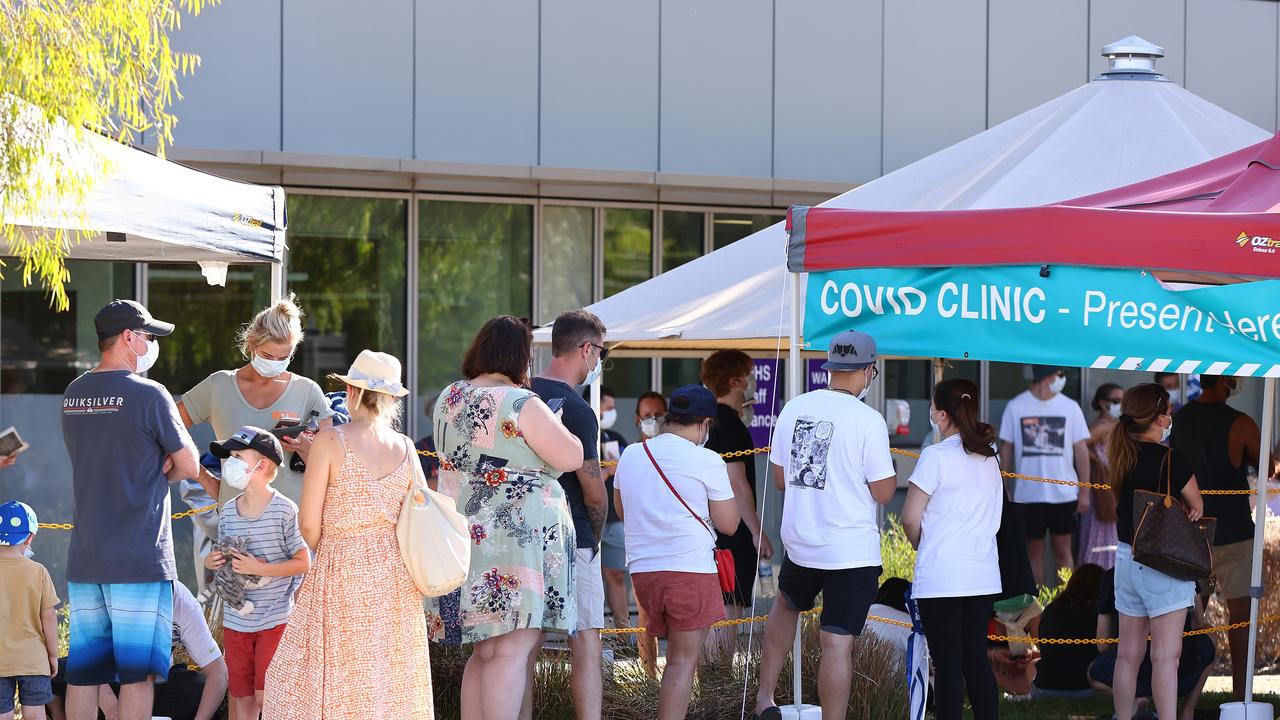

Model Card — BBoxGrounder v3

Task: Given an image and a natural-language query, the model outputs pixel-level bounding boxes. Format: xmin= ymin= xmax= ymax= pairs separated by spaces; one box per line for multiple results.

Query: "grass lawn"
xmin=992 ymin=692 xmax=1279 ymax=719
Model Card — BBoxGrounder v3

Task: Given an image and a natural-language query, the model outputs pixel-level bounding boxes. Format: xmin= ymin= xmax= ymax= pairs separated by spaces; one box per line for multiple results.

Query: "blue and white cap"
xmin=0 ymin=501 xmax=37 ymax=545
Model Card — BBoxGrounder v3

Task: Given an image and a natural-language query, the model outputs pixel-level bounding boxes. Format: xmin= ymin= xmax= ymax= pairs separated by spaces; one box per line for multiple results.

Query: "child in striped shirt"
xmin=205 ymin=426 xmax=310 ymax=720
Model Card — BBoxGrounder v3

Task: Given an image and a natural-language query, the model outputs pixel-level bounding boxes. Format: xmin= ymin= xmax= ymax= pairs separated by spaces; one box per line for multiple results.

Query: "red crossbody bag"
xmin=642 ymin=440 xmax=736 ymax=593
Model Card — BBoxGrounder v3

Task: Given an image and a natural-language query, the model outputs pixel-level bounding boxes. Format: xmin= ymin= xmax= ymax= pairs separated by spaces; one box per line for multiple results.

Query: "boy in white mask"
xmin=206 ymin=427 xmax=310 ymax=720
xmin=998 ymin=365 xmax=1092 ymax=587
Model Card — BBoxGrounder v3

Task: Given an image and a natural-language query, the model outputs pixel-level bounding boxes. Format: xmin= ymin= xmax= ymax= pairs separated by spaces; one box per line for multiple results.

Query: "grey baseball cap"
xmin=821 ymin=329 xmax=877 ymax=372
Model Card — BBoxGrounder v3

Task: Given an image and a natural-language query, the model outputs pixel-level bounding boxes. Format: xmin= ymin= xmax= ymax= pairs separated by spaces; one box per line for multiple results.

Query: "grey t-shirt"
xmin=219 ymin=491 xmax=307 ymax=632
xmin=181 ymin=370 xmax=333 ymax=505
xmin=62 ymin=370 xmax=192 ymax=583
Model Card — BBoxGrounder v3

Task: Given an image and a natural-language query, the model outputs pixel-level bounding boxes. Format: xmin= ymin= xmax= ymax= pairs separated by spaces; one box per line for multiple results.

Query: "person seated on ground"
xmin=866 ymin=577 xmax=913 ymax=658
xmin=48 ymin=581 xmax=228 ymax=720
xmin=1086 ymin=568 xmax=1214 ymax=720
xmin=1031 ymin=563 xmax=1103 ymax=699
xmin=986 ymin=614 xmax=1040 ymax=698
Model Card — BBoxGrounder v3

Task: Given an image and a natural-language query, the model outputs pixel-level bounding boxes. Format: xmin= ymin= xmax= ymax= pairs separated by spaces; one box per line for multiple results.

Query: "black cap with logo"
xmin=210 ymin=426 xmax=285 ymax=466
xmin=94 ymin=300 xmax=175 ymax=339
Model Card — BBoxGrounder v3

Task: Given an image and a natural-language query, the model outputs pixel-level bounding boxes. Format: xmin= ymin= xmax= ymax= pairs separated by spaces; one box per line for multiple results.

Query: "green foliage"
xmin=879 ymin=513 xmax=917 ymax=584
xmin=1038 ymin=566 xmax=1072 ymax=607
xmin=0 ymin=0 xmax=214 ymax=310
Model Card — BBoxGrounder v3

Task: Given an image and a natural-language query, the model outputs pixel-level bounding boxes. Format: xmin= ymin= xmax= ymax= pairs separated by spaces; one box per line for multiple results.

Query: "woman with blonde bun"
xmin=179 ymin=293 xmax=335 ymax=505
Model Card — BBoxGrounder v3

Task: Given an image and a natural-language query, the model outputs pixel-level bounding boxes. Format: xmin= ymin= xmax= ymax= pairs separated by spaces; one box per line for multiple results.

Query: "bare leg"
xmin=1114 ymin=614 xmax=1150 ymax=720
xmin=753 ymin=596 xmax=801 ymax=715
xmin=568 ymin=629 xmax=603 ymax=720
xmin=1027 ymin=537 xmax=1046 ymax=587
xmin=46 ymin=695 xmax=67 ymax=720
xmin=1050 ymin=533 xmax=1074 ymax=580
xmin=461 ymin=653 xmax=485 ymax=720
xmin=20 ymin=704 xmax=47 ymax=720
xmin=518 ymin=645 xmax=538 ymax=720
xmin=1148 ymin=610 xmax=1187 ymax=720
xmin=116 ymin=679 xmax=155 ymax=720
xmin=705 ymin=603 xmax=741 ymax=661
xmin=66 ymin=685 xmax=100 ymax=720
xmin=659 ymin=627 xmax=712 ymax=720
xmin=98 ymin=687 xmax=118 ymax=720
xmin=1227 ymin=597 xmax=1251 ymax=700
xmin=637 ymin=606 xmax=659 ymax=679
xmin=603 ymin=567 xmax=632 ymax=628
xmin=817 ymin=632 xmax=854 ymax=720
xmin=472 ymin=629 xmax=545 ymax=720
xmin=231 ymin=695 xmax=259 ymax=720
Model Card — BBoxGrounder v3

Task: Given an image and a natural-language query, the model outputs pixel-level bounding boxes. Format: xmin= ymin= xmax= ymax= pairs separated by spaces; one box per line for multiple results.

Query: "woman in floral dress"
xmin=428 ymin=315 xmax=584 ymax=720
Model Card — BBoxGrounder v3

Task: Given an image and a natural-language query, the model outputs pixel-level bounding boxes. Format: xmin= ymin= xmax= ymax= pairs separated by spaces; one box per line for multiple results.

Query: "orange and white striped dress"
xmin=262 ymin=426 xmax=433 ymax=719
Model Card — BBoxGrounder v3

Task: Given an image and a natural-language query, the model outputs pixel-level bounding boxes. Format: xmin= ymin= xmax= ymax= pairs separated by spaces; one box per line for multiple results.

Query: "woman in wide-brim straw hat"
xmin=262 ymin=349 xmax=436 ymax=720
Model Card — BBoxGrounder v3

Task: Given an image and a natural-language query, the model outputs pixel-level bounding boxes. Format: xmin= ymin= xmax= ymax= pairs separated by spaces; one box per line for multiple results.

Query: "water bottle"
xmin=758 ymin=560 xmax=777 ymax=598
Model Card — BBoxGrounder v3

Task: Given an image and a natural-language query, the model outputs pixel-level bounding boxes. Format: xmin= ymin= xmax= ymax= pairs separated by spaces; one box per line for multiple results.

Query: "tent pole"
xmin=270 ymin=261 xmax=284 ymax=301
xmin=1243 ymin=376 xmax=1275 ymax=704
xmin=789 ymin=271 xmax=804 ymax=707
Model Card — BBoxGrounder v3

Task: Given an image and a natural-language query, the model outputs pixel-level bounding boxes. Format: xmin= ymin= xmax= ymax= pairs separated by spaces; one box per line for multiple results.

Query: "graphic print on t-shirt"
xmin=789 ymin=416 xmax=834 ymax=489
xmin=1020 ymin=416 xmax=1066 ymax=457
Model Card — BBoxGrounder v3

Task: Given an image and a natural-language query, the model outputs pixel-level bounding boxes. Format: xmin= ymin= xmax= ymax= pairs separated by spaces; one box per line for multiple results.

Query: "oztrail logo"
xmin=1236 ymin=231 xmax=1280 ymax=254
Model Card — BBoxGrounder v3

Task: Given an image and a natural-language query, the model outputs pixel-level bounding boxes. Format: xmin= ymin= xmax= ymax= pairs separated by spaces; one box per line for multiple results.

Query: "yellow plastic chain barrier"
xmin=600 ymin=606 xmax=1280 ymax=644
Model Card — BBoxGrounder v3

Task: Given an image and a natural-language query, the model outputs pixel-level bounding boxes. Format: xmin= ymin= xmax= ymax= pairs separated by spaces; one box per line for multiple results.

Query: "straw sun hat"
xmin=334 ymin=349 xmax=410 ymax=397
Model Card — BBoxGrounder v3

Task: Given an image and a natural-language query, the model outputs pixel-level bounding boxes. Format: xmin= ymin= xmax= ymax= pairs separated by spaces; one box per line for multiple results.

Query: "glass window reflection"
xmin=603 ymin=208 xmax=652 ymax=298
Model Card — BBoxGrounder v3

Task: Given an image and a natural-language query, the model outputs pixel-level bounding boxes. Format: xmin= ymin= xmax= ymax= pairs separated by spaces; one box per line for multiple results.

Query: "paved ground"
xmin=1204 ymin=673 xmax=1280 ymax=694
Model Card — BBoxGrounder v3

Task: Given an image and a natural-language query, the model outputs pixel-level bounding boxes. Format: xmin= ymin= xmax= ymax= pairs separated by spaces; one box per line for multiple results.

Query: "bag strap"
xmin=1163 ymin=448 xmax=1173 ymax=499
xmin=642 ymin=440 xmax=716 ymax=539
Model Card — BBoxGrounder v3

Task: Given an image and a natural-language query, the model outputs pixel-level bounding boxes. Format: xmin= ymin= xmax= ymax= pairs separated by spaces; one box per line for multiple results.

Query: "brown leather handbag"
xmin=1132 ymin=449 xmax=1216 ymax=581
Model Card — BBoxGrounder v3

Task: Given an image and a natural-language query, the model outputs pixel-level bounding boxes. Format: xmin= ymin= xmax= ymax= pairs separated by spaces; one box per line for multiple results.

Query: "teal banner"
xmin=805 ymin=265 xmax=1280 ymax=377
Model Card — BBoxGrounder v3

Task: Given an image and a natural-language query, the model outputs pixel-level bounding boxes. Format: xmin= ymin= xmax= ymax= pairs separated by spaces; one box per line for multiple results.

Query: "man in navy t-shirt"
xmin=61 ymin=300 xmax=200 ymax=719
xmin=531 ymin=309 xmax=608 ymax=720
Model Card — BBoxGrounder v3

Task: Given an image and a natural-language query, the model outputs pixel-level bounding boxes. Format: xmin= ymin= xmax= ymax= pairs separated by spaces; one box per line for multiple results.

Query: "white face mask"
xmin=1167 ymin=389 xmax=1183 ymax=405
xmin=1048 ymin=375 xmax=1067 ymax=395
xmin=929 ymin=410 xmax=943 ymax=436
xmin=252 ymin=353 xmax=291 ymax=378
xmin=600 ymin=408 xmax=617 ymax=430
xmin=857 ymin=367 xmax=873 ymax=401
xmin=639 ymin=417 xmax=661 ymax=438
xmin=1161 ymin=418 xmax=1173 ymax=443
xmin=23 ymin=545 xmax=33 ymax=559
xmin=582 ymin=356 xmax=603 ymax=387
xmin=221 ymin=457 xmax=257 ymax=490
xmin=1108 ymin=402 xmax=1123 ymax=419
xmin=132 ymin=336 xmax=159 ymax=374
xmin=697 ymin=422 xmax=710 ymax=447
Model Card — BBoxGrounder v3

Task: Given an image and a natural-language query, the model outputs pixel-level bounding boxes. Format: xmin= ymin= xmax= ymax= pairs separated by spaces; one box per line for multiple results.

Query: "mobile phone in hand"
xmin=546 ymin=397 xmax=565 ymax=414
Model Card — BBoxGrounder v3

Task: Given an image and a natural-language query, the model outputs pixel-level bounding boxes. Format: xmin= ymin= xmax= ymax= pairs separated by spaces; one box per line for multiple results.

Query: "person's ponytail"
xmin=1106 ymin=383 xmax=1169 ymax=498
xmin=933 ymin=378 xmax=997 ymax=458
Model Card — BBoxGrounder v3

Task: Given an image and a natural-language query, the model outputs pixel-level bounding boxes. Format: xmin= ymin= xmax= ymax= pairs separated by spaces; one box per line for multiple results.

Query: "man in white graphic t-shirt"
xmin=998 ymin=365 xmax=1091 ymax=586
xmin=752 ymin=329 xmax=896 ymax=720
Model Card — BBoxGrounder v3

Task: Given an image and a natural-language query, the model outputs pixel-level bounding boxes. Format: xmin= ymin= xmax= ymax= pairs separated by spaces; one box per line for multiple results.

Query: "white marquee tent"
xmin=535 ymin=39 xmax=1268 ymax=352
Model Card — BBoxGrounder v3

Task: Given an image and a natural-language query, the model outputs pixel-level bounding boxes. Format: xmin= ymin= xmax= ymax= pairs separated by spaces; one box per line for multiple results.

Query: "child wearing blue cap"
xmin=0 ymin=500 xmax=60 ymax=720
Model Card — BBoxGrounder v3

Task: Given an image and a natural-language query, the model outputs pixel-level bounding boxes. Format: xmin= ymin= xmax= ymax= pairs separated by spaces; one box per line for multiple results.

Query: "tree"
xmin=0 ymin=0 xmax=214 ymax=310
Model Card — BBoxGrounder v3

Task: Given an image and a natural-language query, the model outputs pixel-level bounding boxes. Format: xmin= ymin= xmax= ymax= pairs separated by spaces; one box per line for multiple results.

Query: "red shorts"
xmin=632 ymin=571 xmax=725 ymax=639
xmin=223 ymin=624 xmax=286 ymax=697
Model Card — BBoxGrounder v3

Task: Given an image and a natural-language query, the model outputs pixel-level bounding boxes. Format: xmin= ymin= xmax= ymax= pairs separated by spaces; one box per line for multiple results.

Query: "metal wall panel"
xmin=416 ymin=0 xmax=539 ymax=165
xmin=1186 ymin=0 xmax=1277 ymax=132
xmin=283 ymin=0 xmax=414 ymax=158
xmin=540 ymin=0 xmax=659 ymax=171
xmin=1088 ymin=0 xmax=1186 ymax=84
xmin=987 ymin=0 xmax=1088 ymax=126
xmin=659 ymin=0 xmax=773 ymax=177
xmin=171 ymin=0 xmax=282 ymax=150
xmin=883 ymin=0 xmax=987 ymax=172
xmin=774 ymin=0 xmax=882 ymax=184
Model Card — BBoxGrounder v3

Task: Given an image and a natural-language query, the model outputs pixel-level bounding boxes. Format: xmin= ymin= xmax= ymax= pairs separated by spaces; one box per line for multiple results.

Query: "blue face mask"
xmin=582 ymin=356 xmax=603 ymax=387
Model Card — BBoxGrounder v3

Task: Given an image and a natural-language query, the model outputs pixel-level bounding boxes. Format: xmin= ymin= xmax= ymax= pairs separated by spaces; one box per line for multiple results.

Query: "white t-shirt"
xmin=908 ymin=434 xmax=1003 ymax=599
xmin=172 ymin=582 xmax=222 ymax=668
xmin=613 ymin=433 xmax=735 ymax=574
xmin=769 ymin=389 xmax=895 ymax=570
xmin=998 ymin=390 xmax=1090 ymax=504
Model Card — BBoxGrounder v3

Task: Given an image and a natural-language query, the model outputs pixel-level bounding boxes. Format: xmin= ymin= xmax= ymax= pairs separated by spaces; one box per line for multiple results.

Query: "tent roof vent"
xmin=1096 ymin=35 xmax=1169 ymax=81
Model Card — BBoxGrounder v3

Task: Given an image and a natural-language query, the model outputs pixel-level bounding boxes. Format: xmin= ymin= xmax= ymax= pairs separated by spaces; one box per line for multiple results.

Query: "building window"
xmin=661 ymin=358 xmax=702 ymax=396
xmin=418 ymin=199 xmax=533 ymax=430
xmin=1 ymin=261 xmax=135 ymax=395
xmin=148 ymin=265 xmax=273 ymax=394
xmin=603 ymin=208 xmax=653 ymax=299
xmin=712 ymin=212 xmax=782 ymax=250
xmin=285 ymin=194 xmax=408 ymax=390
xmin=539 ymin=205 xmax=593 ymax=323
xmin=662 ymin=210 xmax=704 ymax=272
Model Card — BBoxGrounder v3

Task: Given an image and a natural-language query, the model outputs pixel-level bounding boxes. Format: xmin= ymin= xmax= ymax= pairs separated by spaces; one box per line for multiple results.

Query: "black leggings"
xmin=917 ymin=594 xmax=999 ymax=720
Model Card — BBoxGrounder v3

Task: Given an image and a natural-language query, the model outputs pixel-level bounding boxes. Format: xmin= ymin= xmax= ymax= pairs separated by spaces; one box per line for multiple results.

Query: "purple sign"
xmin=748 ymin=359 xmax=780 ymax=449
xmin=807 ymin=359 xmax=829 ymax=391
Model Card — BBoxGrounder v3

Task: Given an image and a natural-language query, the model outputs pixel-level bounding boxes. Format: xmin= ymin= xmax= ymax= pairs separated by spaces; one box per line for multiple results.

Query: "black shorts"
xmin=778 ymin=557 xmax=880 ymax=636
xmin=1023 ymin=502 xmax=1076 ymax=539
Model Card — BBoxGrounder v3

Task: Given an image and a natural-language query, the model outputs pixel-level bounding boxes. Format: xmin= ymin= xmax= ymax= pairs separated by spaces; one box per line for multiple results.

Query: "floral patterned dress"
xmin=427 ymin=381 xmax=577 ymax=644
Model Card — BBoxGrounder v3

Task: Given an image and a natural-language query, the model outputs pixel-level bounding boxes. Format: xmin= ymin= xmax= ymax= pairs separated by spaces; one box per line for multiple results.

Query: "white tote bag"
xmin=397 ymin=438 xmax=470 ymax=597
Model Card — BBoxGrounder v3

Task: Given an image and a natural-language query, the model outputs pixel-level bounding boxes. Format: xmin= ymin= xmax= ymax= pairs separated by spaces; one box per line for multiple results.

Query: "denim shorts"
xmin=600 ymin=521 xmax=627 ymax=570
xmin=1114 ymin=543 xmax=1194 ymax=618
xmin=0 ymin=675 xmax=54 ymax=712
